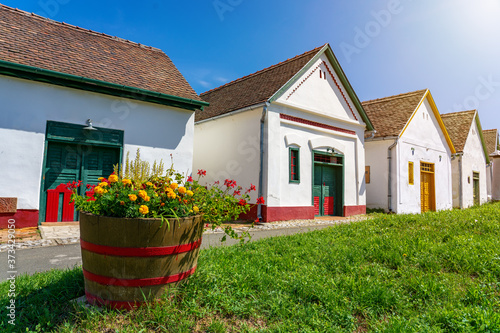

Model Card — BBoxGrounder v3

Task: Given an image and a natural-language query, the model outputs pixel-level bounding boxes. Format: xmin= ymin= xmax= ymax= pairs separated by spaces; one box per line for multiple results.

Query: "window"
xmin=314 ymin=153 xmax=343 ymax=165
xmin=289 ymin=148 xmax=300 ymax=183
xmin=365 ymin=166 xmax=371 ymax=184
xmin=408 ymin=162 xmax=414 ymax=185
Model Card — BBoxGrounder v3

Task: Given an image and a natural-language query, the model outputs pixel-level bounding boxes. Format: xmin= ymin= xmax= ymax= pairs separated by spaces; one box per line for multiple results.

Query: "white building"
xmin=441 ymin=111 xmax=489 ymax=208
xmin=0 ymin=6 xmax=207 ymax=228
xmin=483 ymin=129 xmax=499 ymax=201
xmin=363 ymin=90 xmax=456 ymax=213
xmin=193 ymin=44 xmax=374 ymax=222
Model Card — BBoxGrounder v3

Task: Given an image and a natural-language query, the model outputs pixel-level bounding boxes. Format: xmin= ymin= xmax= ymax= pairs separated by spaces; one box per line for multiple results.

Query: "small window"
xmin=408 ymin=162 xmax=414 ymax=185
xmin=365 ymin=166 xmax=371 ymax=184
xmin=289 ymin=148 xmax=300 ymax=183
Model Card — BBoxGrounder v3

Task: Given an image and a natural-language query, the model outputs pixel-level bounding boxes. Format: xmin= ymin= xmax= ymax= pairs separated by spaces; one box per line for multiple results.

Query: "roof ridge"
xmin=0 ymin=4 xmax=163 ymax=52
xmin=200 ymin=45 xmax=325 ymax=96
xmin=483 ymin=129 xmax=498 ymax=132
xmin=362 ymin=89 xmax=427 ymax=105
xmin=441 ymin=110 xmax=476 ymax=117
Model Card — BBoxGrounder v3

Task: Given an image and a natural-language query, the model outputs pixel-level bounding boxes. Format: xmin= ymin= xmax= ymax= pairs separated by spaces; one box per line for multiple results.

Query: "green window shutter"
xmin=289 ymin=147 xmax=300 ymax=183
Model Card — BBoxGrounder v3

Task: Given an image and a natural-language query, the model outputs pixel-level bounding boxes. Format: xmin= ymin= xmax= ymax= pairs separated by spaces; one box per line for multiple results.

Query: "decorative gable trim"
xmin=280 ymin=113 xmax=356 ymax=135
xmin=399 ymin=90 xmax=456 ymax=154
xmin=475 ymin=114 xmax=490 ymax=164
xmin=270 ymin=44 xmax=373 ymax=131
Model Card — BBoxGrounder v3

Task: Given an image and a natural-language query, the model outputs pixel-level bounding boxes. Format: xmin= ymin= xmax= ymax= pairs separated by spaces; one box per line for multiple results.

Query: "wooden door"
xmin=420 ymin=162 xmax=436 ymax=213
xmin=473 ymin=172 xmax=480 ymax=206
xmin=313 ymin=164 xmax=342 ymax=216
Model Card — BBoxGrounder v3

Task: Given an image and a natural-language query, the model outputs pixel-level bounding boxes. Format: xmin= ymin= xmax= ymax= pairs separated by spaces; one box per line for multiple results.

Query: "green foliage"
xmin=4 ymin=203 xmax=500 ymax=332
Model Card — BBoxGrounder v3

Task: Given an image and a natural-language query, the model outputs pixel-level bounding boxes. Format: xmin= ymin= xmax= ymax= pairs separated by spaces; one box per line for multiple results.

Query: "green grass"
xmin=1 ymin=203 xmax=500 ymax=332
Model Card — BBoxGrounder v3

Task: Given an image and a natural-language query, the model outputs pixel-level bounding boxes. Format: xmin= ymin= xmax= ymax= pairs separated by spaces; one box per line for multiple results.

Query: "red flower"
xmin=256 ymin=196 xmax=265 ymax=205
xmin=214 ymin=181 xmax=219 ymax=185
xmin=238 ymin=199 xmax=247 ymax=206
xmin=197 ymin=169 xmax=206 ymax=176
xmin=246 ymin=184 xmax=256 ymax=193
xmin=224 ymin=179 xmax=237 ymax=188
xmin=187 ymin=176 xmax=193 ymax=182
xmin=233 ymin=190 xmax=241 ymax=196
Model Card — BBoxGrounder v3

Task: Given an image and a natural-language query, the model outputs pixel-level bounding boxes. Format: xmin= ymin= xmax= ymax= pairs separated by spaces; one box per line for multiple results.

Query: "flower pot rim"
xmin=79 ymin=211 xmax=202 ymax=222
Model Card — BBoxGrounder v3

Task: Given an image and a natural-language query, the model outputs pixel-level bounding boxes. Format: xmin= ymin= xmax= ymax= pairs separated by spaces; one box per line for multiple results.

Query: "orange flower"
xmin=122 ymin=179 xmax=132 ymax=186
xmin=144 ymin=196 xmax=151 ymax=202
xmin=138 ymin=190 xmax=147 ymax=199
xmin=170 ymin=183 xmax=178 ymax=190
xmin=108 ymin=174 xmax=118 ymax=183
xmin=99 ymin=182 xmax=108 ymax=187
xmin=167 ymin=191 xmax=176 ymax=199
xmin=139 ymin=205 xmax=149 ymax=215
xmin=178 ymin=186 xmax=187 ymax=195
xmin=128 ymin=194 xmax=137 ymax=201
xmin=146 ymin=182 xmax=153 ymax=187
xmin=94 ymin=186 xmax=104 ymax=195
xmin=160 ymin=202 xmax=165 ymax=207
xmin=119 ymin=201 xmax=125 ymax=205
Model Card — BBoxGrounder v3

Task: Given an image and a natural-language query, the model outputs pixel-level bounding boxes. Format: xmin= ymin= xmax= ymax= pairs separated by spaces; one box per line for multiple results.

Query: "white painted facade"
xmin=366 ymin=97 xmax=453 ymax=213
xmin=491 ymin=151 xmax=500 ymax=201
xmin=194 ymin=53 xmax=369 ymax=219
xmin=450 ymin=118 xmax=488 ymax=208
xmin=0 ymin=75 xmax=196 ymax=212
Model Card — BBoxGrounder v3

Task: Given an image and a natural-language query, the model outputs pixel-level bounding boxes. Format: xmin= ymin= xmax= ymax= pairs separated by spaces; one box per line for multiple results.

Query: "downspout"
xmin=365 ymin=130 xmax=377 ymax=141
xmin=257 ymin=102 xmax=270 ymax=222
xmin=388 ymin=139 xmax=398 ymax=212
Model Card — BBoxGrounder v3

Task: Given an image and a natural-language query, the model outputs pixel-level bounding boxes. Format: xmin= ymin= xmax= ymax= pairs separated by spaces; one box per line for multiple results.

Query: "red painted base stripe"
xmin=83 ymin=266 xmax=197 ymax=287
xmin=280 ymin=113 xmax=356 ymax=135
xmin=85 ymin=291 xmax=146 ymax=310
xmin=80 ymin=238 xmax=202 ymax=257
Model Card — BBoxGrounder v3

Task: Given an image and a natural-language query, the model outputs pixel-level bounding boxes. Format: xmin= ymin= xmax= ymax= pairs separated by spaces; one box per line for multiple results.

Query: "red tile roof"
xmin=0 ymin=4 xmax=201 ymax=101
xmin=362 ymin=90 xmax=427 ymax=138
xmin=196 ymin=46 xmax=324 ymax=122
xmin=483 ymin=129 xmax=499 ymax=155
xmin=441 ymin=110 xmax=476 ymax=153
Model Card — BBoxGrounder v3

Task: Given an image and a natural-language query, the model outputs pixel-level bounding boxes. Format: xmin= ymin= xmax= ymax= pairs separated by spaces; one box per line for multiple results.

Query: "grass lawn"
xmin=1 ymin=203 xmax=500 ymax=332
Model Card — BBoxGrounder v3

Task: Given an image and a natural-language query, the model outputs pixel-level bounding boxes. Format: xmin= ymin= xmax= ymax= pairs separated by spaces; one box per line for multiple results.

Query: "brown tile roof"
xmin=483 ymin=129 xmax=499 ymax=155
xmin=196 ymin=46 xmax=324 ymax=122
xmin=440 ymin=110 xmax=476 ymax=153
xmin=361 ymin=89 xmax=427 ymax=138
xmin=0 ymin=5 xmax=201 ymax=101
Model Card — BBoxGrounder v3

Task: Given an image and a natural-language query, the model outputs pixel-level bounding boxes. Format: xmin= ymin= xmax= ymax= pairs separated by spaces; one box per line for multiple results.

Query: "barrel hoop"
xmin=82 ymin=266 xmax=197 ymax=287
xmin=85 ymin=291 xmax=145 ymax=310
xmin=80 ymin=238 xmax=202 ymax=257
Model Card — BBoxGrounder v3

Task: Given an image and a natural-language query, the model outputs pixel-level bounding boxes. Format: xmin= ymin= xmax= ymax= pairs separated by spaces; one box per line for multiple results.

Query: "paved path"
xmin=0 ymin=216 xmax=367 ymax=281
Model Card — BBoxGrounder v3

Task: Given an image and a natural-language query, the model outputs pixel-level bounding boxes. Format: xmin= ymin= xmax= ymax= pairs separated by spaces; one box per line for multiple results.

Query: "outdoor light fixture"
xmin=411 ymin=148 xmax=415 ymax=156
xmin=83 ymin=119 xmax=97 ymax=131
xmin=439 ymin=155 xmax=442 ymax=162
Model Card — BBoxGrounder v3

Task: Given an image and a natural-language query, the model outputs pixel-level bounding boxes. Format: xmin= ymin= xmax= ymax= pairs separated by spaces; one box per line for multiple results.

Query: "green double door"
xmin=313 ymin=164 xmax=343 ymax=216
xmin=42 ymin=142 xmax=119 ymax=221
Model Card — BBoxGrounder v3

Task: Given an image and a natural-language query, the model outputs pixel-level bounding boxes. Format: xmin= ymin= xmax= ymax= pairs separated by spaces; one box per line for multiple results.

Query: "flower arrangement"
xmin=68 ymin=150 xmax=264 ymax=240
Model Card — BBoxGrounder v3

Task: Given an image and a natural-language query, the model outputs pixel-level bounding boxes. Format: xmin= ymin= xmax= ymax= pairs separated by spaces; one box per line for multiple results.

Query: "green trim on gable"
xmin=269 ymin=44 xmax=374 ymax=131
xmin=0 ymin=60 xmax=209 ymax=112
xmin=475 ymin=115 xmax=490 ymax=164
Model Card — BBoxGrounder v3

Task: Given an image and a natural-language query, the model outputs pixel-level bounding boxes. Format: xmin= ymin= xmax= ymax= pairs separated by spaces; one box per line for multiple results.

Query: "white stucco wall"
xmin=396 ymin=98 xmax=453 ymax=213
xmin=365 ymin=139 xmax=395 ymax=211
xmin=491 ymin=153 xmax=500 ymax=201
xmin=0 ymin=75 xmax=196 ymax=210
xmin=193 ymin=107 xmax=262 ymax=202
xmin=265 ymin=103 xmax=366 ymax=209
xmin=451 ymin=119 xmax=488 ymax=208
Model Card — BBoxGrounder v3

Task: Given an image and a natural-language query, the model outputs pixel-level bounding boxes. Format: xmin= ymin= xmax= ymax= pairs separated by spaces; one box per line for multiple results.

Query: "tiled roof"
xmin=440 ymin=110 xmax=476 ymax=153
xmin=361 ymin=90 xmax=427 ymax=138
xmin=0 ymin=4 xmax=201 ymax=101
xmin=196 ymin=46 xmax=324 ymax=122
xmin=483 ymin=129 xmax=499 ymax=155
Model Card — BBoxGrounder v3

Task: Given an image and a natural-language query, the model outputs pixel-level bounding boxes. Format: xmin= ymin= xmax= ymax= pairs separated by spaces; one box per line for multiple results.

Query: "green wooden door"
xmin=473 ymin=172 xmax=480 ymax=206
xmin=43 ymin=142 xmax=119 ymax=221
xmin=313 ymin=164 xmax=342 ymax=216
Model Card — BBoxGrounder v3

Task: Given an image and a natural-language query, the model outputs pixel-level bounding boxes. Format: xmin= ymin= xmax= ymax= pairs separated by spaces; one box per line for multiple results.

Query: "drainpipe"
xmin=387 ymin=139 xmax=398 ymax=212
xmin=365 ymin=130 xmax=377 ymax=141
xmin=257 ymin=102 xmax=270 ymax=222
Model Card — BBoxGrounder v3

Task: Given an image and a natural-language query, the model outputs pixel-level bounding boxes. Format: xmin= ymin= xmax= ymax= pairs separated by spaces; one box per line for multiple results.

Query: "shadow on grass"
xmin=0 ymin=267 xmax=84 ymax=332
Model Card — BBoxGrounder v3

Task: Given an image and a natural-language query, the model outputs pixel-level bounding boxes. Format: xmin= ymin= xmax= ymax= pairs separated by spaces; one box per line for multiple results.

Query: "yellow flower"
xmin=146 ymin=182 xmax=153 ymax=187
xmin=128 ymin=194 xmax=137 ymax=201
xmin=139 ymin=205 xmax=149 ymax=215
xmin=170 ymin=183 xmax=178 ymax=190
xmin=186 ymin=190 xmax=194 ymax=197
xmin=99 ymin=182 xmax=108 ymax=187
xmin=144 ymin=196 xmax=151 ymax=202
xmin=108 ymin=174 xmax=118 ymax=183
xmin=193 ymin=206 xmax=199 ymax=213
xmin=98 ymin=177 xmax=105 ymax=181
xmin=122 ymin=178 xmax=132 ymax=186
xmin=138 ymin=190 xmax=147 ymax=199
xmin=178 ymin=186 xmax=187 ymax=195
xmin=167 ymin=191 xmax=176 ymax=199
xmin=94 ymin=186 xmax=104 ymax=195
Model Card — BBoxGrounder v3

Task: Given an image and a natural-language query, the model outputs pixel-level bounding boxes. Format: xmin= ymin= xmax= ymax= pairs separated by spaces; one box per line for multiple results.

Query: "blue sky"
xmin=4 ymin=0 xmax=500 ymax=132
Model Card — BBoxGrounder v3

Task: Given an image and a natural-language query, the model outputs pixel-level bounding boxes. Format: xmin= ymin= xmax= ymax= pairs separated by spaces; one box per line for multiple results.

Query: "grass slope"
xmin=1 ymin=203 xmax=500 ymax=332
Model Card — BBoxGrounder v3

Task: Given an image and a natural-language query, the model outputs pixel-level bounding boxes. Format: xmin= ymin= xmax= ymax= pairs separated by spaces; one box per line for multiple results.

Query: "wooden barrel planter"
xmin=79 ymin=212 xmax=204 ymax=310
